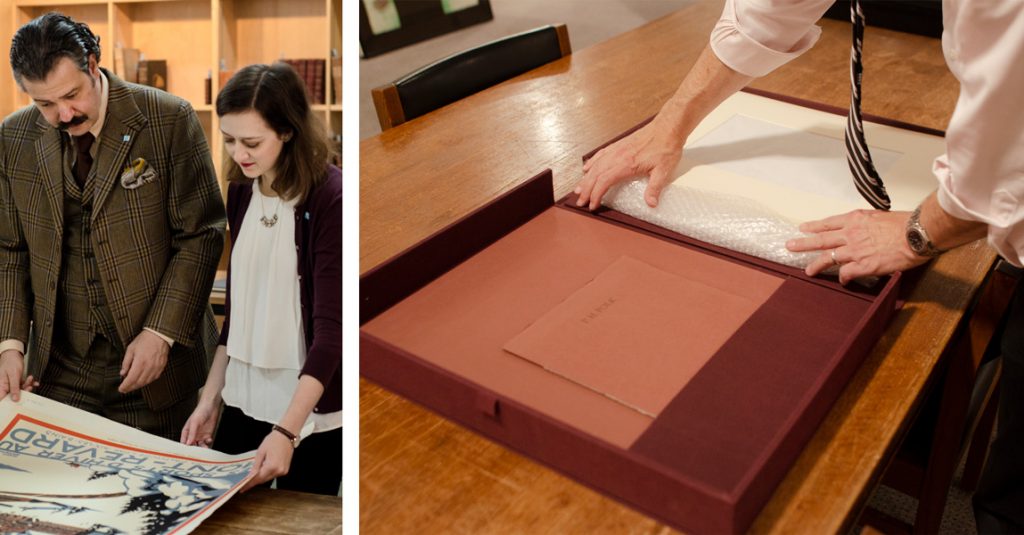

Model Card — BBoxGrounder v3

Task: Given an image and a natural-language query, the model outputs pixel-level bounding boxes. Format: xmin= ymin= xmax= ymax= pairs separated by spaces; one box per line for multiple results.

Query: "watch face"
xmin=907 ymin=229 xmax=927 ymax=253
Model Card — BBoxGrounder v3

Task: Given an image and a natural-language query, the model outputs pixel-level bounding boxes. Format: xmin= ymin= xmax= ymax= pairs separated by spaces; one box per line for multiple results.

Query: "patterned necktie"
xmin=846 ymin=0 xmax=891 ymax=210
xmin=74 ymin=133 xmax=95 ymax=188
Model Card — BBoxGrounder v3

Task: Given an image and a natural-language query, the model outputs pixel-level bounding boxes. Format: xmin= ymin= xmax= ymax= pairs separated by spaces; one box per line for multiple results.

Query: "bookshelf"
xmin=0 ymin=0 xmax=343 ymax=195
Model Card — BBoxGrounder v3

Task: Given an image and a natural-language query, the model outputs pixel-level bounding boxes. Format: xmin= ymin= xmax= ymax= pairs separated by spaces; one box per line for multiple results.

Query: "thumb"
xmin=644 ymin=166 xmax=671 ymax=207
xmin=8 ymin=376 xmax=20 ymax=403
xmin=250 ymin=448 xmax=266 ymax=476
xmin=182 ymin=417 xmax=196 ymax=445
xmin=120 ymin=348 xmax=134 ymax=377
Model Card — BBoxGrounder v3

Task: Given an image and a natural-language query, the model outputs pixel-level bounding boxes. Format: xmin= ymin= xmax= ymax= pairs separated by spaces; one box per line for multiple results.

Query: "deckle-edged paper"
xmin=0 ymin=392 xmax=255 ymax=535
xmin=504 ymin=256 xmax=770 ymax=417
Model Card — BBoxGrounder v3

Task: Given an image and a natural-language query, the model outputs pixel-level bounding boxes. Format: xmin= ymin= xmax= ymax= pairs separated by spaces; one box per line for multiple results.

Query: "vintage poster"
xmin=0 ymin=392 xmax=255 ymax=534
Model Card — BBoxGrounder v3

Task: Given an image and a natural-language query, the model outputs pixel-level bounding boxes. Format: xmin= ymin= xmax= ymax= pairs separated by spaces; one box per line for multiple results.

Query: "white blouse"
xmin=222 ymin=182 xmax=342 ymax=434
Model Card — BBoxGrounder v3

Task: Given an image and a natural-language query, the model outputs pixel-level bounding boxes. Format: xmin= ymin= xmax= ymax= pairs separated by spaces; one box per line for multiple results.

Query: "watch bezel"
xmin=905 ymin=206 xmax=944 ymax=257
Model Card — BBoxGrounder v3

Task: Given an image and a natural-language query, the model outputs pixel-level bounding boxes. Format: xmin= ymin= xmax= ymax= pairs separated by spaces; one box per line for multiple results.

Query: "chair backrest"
xmin=372 ymin=24 xmax=570 ymax=130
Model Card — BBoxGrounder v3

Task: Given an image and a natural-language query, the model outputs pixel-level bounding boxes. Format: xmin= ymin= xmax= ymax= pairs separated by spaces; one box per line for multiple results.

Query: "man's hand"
xmin=1 ymin=350 xmax=24 ymax=401
xmin=240 ymin=429 xmax=296 ymax=492
xmin=119 ymin=330 xmax=170 ymax=393
xmin=0 ymin=350 xmax=37 ymax=401
xmin=575 ymin=117 xmax=684 ymax=211
xmin=786 ymin=209 xmax=927 ymax=285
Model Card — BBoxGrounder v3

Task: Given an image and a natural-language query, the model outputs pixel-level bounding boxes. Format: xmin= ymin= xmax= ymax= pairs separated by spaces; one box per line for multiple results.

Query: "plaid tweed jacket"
xmin=0 ymin=70 xmax=225 ymax=410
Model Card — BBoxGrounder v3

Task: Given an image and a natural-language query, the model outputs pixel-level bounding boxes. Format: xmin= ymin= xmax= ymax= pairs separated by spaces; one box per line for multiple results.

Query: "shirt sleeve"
xmin=0 ymin=339 xmax=24 ymax=355
xmin=933 ymin=1 xmax=1024 ymax=267
xmin=710 ymin=0 xmax=835 ymax=77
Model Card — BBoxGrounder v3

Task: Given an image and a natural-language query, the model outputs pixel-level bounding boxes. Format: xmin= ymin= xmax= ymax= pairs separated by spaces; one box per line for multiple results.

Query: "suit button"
xmin=45 ymin=319 xmax=52 ymax=326
xmin=49 ymin=281 xmax=56 ymax=290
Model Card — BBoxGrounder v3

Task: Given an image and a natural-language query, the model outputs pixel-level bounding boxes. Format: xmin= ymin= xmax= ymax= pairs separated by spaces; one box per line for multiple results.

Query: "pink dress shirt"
xmin=710 ymin=0 xmax=1024 ymax=266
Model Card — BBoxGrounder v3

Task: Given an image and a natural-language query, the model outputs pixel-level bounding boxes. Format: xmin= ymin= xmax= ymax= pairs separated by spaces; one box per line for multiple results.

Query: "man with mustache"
xmin=0 ymin=12 xmax=225 ymax=440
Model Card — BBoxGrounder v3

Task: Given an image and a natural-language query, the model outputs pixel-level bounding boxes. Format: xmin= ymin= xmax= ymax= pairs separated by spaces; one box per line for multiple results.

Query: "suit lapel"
xmin=91 ymin=71 xmax=147 ymax=221
xmin=34 ymin=114 xmax=66 ymax=238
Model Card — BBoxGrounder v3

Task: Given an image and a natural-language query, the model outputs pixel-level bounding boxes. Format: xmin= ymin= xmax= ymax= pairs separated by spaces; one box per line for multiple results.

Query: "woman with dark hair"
xmin=180 ymin=63 xmax=341 ymax=495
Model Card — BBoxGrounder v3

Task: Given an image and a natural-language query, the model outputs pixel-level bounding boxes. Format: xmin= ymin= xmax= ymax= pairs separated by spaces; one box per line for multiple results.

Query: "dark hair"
xmin=10 ymin=12 xmax=101 ymax=87
xmin=216 ymin=63 xmax=334 ymax=203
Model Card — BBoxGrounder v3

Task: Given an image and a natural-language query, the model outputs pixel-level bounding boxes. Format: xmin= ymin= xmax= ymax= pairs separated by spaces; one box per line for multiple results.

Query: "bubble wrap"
xmin=602 ymin=179 xmax=820 ymax=270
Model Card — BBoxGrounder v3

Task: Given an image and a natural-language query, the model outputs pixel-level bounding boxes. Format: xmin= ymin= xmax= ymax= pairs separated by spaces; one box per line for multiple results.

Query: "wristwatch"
xmin=272 ymin=424 xmax=301 ymax=449
xmin=905 ymin=206 xmax=945 ymax=257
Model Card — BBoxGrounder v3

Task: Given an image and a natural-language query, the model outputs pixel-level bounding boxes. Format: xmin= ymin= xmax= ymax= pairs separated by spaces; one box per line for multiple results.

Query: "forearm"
xmin=657 ymin=44 xmax=753 ymax=143
xmin=198 ymin=345 xmax=229 ymax=405
xmin=277 ymin=375 xmax=326 ymax=436
xmin=919 ymin=192 xmax=989 ymax=251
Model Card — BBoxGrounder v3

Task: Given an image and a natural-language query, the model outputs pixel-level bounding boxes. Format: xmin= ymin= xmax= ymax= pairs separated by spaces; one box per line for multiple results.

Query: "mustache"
xmin=58 ymin=115 xmax=88 ymax=130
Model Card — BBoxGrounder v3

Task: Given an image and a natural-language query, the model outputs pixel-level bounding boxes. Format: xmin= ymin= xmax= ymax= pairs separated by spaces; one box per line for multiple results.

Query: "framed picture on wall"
xmin=360 ymin=0 xmax=493 ymax=58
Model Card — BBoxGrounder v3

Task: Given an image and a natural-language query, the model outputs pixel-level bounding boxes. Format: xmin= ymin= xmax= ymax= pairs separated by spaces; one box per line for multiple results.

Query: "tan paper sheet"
xmin=504 ymin=256 xmax=764 ymax=417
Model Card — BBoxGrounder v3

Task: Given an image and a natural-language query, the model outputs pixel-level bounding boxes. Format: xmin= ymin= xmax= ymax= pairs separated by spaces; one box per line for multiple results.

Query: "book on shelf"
xmin=311 ymin=59 xmax=325 ymax=105
xmin=137 ymin=60 xmax=168 ymax=91
xmin=332 ymin=58 xmax=342 ymax=105
xmin=114 ymin=46 xmax=141 ymax=84
xmin=282 ymin=59 xmax=326 ymax=105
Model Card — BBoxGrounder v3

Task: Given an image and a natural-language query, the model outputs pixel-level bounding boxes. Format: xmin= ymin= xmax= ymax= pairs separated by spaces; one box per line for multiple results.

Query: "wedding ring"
xmin=831 ymin=249 xmax=839 ymax=266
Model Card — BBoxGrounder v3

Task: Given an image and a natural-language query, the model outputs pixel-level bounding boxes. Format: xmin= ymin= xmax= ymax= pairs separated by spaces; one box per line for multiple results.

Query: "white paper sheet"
xmin=685 ymin=113 xmax=902 ymax=206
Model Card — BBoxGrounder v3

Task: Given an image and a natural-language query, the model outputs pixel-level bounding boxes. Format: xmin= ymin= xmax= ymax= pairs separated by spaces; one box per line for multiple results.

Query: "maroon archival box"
xmin=360 ymin=161 xmax=900 ymax=533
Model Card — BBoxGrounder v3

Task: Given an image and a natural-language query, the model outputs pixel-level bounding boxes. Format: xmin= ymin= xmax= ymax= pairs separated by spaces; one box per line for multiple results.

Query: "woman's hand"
xmin=180 ymin=399 xmax=221 ymax=447
xmin=240 ymin=429 xmax=295 ymax=492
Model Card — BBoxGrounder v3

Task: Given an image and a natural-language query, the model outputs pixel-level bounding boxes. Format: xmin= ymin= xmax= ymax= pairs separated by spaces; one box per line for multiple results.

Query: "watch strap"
xmin=272 ymin=424 xmax=299 ymax=448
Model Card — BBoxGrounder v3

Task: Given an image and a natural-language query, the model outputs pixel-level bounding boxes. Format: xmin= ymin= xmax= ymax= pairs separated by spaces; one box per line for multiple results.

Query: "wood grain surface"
xmin=194 ymin=488 xmax=341 ymax=534
xmin=360 ymin=2 xmax=995 ymax=533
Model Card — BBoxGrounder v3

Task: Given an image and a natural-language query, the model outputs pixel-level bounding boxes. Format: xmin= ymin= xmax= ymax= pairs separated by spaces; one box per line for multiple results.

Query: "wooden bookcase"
xmin=0 ymin=0 xmax=342 ymax=195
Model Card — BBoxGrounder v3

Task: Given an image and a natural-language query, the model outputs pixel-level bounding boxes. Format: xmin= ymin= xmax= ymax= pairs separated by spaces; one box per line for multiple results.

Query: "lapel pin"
xmin=122 ymin=134 xmax=131 ymax=142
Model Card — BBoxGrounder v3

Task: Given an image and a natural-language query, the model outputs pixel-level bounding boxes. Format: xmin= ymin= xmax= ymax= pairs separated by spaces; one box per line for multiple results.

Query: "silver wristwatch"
xmin=906 ymin=206 xmax=945 ymax=257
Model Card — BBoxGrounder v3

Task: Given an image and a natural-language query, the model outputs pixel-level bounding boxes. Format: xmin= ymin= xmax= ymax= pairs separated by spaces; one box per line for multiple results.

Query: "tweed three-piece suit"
xmin=0 ymin=69 xmax=225 ymax=437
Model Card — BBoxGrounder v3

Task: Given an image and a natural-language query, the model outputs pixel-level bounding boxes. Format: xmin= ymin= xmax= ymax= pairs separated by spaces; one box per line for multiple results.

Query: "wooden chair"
xmin=862 ymin=260 xmax=1020 ymax=534
xmin=371 ymin=24 xmax=571 ymax=130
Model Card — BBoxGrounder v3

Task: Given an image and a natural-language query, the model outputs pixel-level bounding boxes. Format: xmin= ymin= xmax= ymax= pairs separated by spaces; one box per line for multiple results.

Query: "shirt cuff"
xmin=709 ymin=0 xmax=822 ymax=78
xmin=144 ymin=328 xmax=175 ymax=348
xmin=934 ymin=154 xmax=982 ymax=222
xmin=0 ymin=339 xmax=25 ymax=355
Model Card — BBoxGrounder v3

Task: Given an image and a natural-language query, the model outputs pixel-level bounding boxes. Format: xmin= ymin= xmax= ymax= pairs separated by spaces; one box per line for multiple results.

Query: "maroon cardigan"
xmin=218 ymin=165 xmax=342 ymax=413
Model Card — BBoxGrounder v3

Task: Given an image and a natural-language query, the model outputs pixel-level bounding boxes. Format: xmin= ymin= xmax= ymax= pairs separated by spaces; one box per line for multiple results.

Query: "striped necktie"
xmin=846 ymin=0 xmax=891 ymax=210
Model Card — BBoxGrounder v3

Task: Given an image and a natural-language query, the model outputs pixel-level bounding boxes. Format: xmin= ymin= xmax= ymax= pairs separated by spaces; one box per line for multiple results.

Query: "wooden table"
xmin=194 ymin=488 xmax=341 ymax=534
xmin=360 ymin=2 xmax=997 ymax=533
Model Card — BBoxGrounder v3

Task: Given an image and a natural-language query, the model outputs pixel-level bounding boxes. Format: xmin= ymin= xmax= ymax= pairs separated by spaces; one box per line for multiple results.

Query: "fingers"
xmin=805 ymin=247 xmax=847 ymax=278
xmin=241 ymin=451 xmax=267 ymax=493
xmin=576 ymin=149 xmax=636 ymax=211
xmin=645 ymin=166 xmax=671 ymax=208
xmin=838 ymin=261 xmax=877 ymax=286
xmin=6 ymin=370 xmax=20 ymax=402
xmin=119 ymin=357 xmax=145 ymax=393
xmin=120 ymin=348 xmax=134 ymax=378
xmin=119 ymin=355 xmax=164 ymax=393
xmin=786 ymin=230 xmax=848 ymax=253
xmin=586 ymin=169 xmax=623 ymax=211
xmin=798 ymin=211 xmax=857 ymax=233
xmin=20 ymin=375 xmax=38 ymax=393
xmin=182 ymin=417 xmax=197 ymax=445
